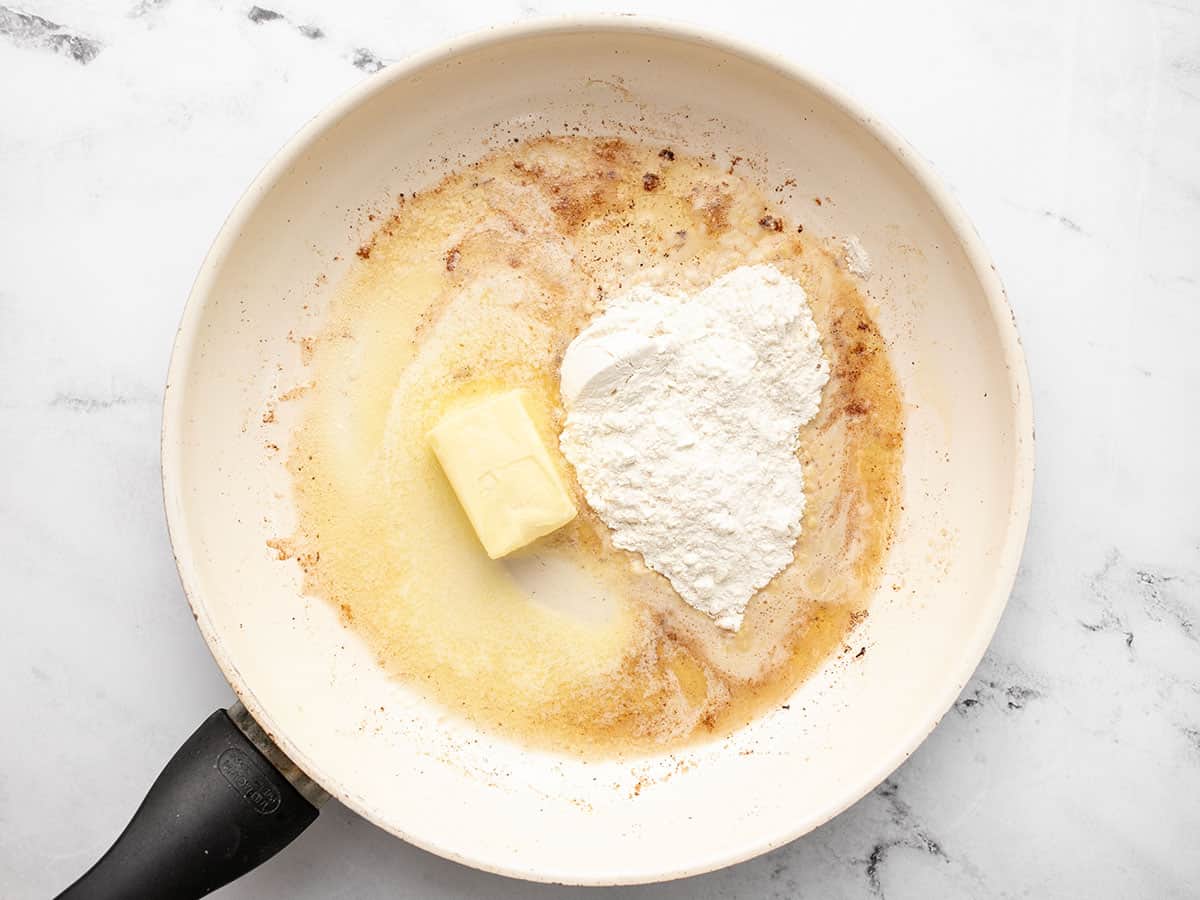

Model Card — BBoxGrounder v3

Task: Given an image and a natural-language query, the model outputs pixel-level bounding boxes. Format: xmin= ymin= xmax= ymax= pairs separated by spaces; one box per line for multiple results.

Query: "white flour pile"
xmin=559 ymin=265 xmax=830 ymax=631
xmin=839 ymin=236 xmax=872 ymax=278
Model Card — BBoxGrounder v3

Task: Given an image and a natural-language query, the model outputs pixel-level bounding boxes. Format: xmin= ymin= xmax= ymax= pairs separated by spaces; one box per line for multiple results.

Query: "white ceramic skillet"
xmin=58 ymin=17 xmax=1033 ymax=897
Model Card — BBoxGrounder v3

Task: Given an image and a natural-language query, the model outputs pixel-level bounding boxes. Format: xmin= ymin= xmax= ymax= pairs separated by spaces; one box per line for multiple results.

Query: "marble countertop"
xmin=2 ymin=1 xmax=1197 ymax=897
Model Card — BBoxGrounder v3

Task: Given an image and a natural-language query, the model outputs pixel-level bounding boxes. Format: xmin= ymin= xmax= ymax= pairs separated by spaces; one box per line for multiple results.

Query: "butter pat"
xmin=428 ymin=390 xmax=577 ymax=558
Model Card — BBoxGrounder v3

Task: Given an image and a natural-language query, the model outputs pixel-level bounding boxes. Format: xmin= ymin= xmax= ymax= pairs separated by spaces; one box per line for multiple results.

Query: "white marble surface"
xmin=1 ymin=0 xmax=1198 ymax=897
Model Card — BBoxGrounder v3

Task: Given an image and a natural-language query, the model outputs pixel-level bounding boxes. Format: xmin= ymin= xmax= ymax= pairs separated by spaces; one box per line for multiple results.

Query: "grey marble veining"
xmin=0 ymin=5 xmax=102 ymax=64
xmin=1 ymin=1 xmax=1197 ymax=897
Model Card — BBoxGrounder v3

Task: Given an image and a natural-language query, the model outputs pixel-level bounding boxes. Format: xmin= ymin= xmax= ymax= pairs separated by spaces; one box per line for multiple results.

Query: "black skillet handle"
xmin=57 ymin=708 xmax=320 ymax=900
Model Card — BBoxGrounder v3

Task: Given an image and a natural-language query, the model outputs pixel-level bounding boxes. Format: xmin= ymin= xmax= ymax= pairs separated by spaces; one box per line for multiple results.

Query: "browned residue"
xmin=692 ymin=186 xmax=731 ymax=234
xmin=594 ymin=138 xmax=625 ymax=163
xmin=265 ymin=538 xmax=293 ymax=560
xmin=278 ymin=384 xmax=311 ymax=403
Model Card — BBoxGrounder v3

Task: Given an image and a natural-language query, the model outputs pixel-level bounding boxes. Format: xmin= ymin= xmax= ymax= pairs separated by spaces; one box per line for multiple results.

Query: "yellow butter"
xmin=428 ymin=389 xmax=577 ymax=558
